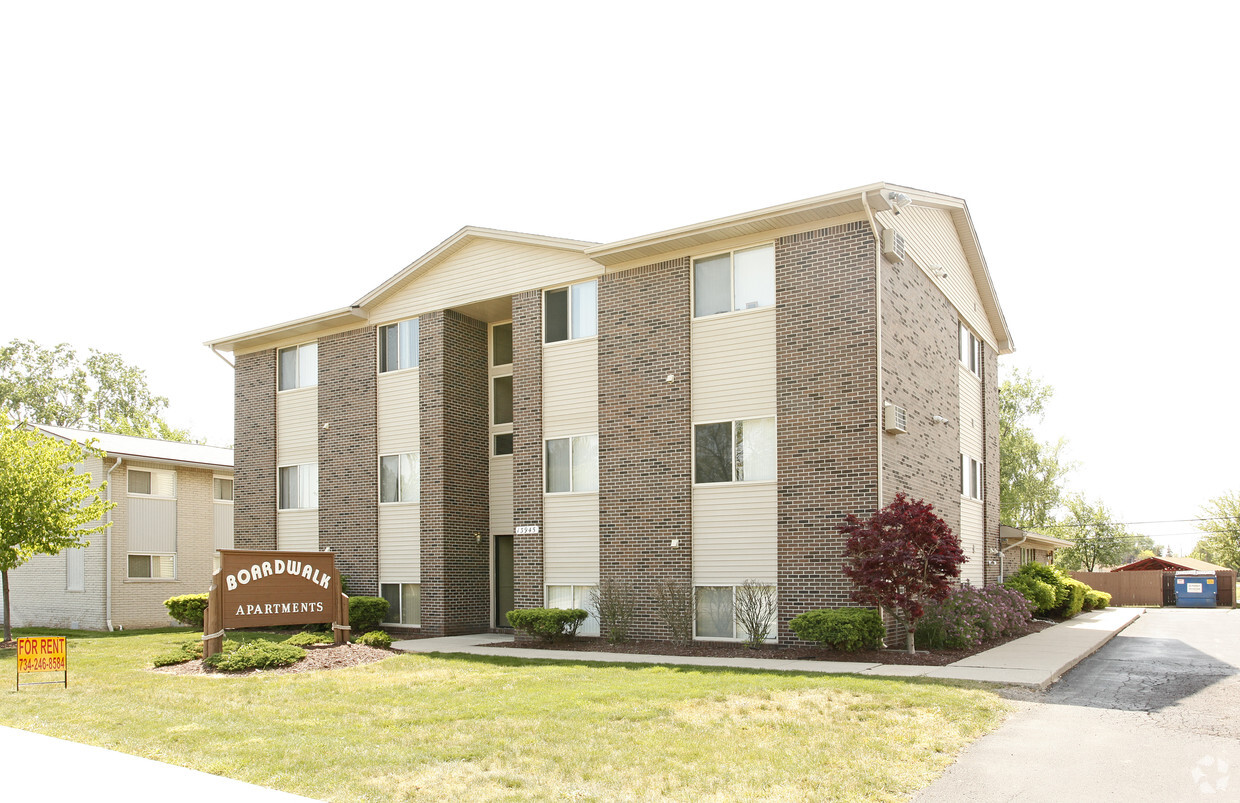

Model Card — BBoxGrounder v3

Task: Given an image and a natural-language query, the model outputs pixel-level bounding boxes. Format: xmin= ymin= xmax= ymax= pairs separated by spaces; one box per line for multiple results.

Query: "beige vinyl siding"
xmin=543 ymin=493 xmax=599 ymax=585
xmin=490 ymin=455 xmax=514 ymax=535
xmin=277 ymin=387 xmax=318 ymax=464
xmin=128 ymin=497 xmax=177 ymax=554
xmin=876 ymin=205 xmax=997 ymax=348
xmin=377 ymin=370 xmax=420 ymax=454
xmin=958 ymin=364 xmax=984 ymax=457
xmin=960 ymin=500 xmax=985 ymax=586
xmin=691 ymin=308 xmax=776 ymax=421
xmin=277 ymin=509 xmax=318 ymax=551
xmin=543 ymin=338 xmax=598 ymax=438
xmin=372 ymin=239 xmax=602 ymax=324
xmin=213 ymin=502 xmax=234 ymax=552
xmin=691 ymin=483 xmax=778 ymax=584
xmin=378 ymin=504 xmax=420 ymax=583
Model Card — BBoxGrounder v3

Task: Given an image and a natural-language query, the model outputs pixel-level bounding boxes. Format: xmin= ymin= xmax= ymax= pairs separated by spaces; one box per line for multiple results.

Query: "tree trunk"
xmin=906 ymin=625 xmax=915 ymax=654
xmin=2 ymin=569 xmax=11 ymax=643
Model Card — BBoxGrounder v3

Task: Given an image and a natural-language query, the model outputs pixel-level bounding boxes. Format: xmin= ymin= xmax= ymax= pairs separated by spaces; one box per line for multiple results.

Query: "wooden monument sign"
xmin=203 ymin=549 xmax=350 ymax=658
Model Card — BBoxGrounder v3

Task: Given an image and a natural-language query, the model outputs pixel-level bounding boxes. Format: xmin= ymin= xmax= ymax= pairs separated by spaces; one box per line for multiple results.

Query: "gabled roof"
xmin=32 ymin=424 xmax=233 ymax=470
xmin=1112 ymin=555 xmax=1233 ymax=573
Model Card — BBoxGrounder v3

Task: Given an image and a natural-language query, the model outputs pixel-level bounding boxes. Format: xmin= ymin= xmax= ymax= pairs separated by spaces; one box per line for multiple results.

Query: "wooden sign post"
xmin=204 ymin=549 xmax=350 ymax=658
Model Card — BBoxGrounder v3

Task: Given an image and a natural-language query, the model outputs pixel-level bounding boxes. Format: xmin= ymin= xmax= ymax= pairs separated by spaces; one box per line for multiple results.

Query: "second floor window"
xmin=545 ymin=434 xmax=598 ymax=493
xmin=959 ymin=322 xmax=980 ymax=376
xmin=278 ymin=343 xmax=318 ymax=390
xmin=694 ymin=417 xmax=776 ymax=484
xmin=694 ymin=244 xmax=775 ymax=317
xmin=129 ymin=468 xmax=177 ymax=498
xmin=961 ymin=453 xmax=983 ymax=500
xmin=545 ymin=280 xmax=598 ymax=343
xmin=379 ymin=318 xmax=419 ymax=373
xmin=278 ymin=463 xmax=318 ymax=509
xmin=379 ymin=452 xmax=419 ymax=503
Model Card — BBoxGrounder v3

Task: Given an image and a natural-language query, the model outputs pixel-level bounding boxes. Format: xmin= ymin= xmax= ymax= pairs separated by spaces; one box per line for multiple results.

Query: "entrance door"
xmin=494 ymin=535 xmax=514 ymax=627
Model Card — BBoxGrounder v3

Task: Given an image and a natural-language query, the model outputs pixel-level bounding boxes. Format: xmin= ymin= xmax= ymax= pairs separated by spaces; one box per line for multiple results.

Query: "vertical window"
xmin=959 ymin=322 xmax=980 ymax=376
xmin=490 ymin=321 xmax=515 ymax=456
xmin=961 ymin=454 xmax=983 ymax=500
xmin=213 ymin=477 xmax=234 ymax=501
xmin=379 ymin=319 xmax=420 ymax=373
xmin=278 ymin=343 xmax=318 ymax=390
xmin=278 ymin=464 xmax=319 ymax=509
xmin=693 ymin=245 xmax=775 ymax=317
xmin=544 ymin=280 xmax=598 ymax=343
xmin=66 ymin=548 xmax=84 ymax=592
xmin=694 ymin=418 xmax=776 ymax=483
xmin=380 ymin=583 xmax=421 ymax=626
xmin=492 ymin=376 xmax=513 ymax=425
xmin=492 ymin=323 xmax=513 ymax=367
xmin=379 ymin=453 xmax=419 ymax=503
xmin=695 ymin=587 xmax=734 ymax=639
xmin=545 ymin=434 xmax=598 ymax=493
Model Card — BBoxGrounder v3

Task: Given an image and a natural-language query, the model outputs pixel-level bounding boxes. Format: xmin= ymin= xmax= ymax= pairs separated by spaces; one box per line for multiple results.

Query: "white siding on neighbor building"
xmin=490 ymin=455 xmax=514 ymax=535
xmin=277 ymin=509 xmax=318 ymax=551
xmin=213 ymin=502 xmax=234 ymax=552
xmin=960 ymin=500 xmax=986 ymax=586
xmin=277 ymin=387 xmax=318 ymax=464
xmin=372 ymin=238 xmax=602 ymax=324
xmin=691 ymin=483 xmax=778 ymax=585
xmin=542 ymin=338 xmax=598 ymax=439
xmin=66 ymin=548 xmax=85 ymax=592
xmin=958 ymin=364 xmax=984 ymax=457
xmin=377 ymin=370 xmax=420 ymax=454
xmin=876 ymin=205 xmax=997 ymax=348
xmin=691 ymin=308 xmax=777 ymax=422
xmin=128 ymin=497 xmax=177 ymax=554
xmin=378 ymin=504 xmax=420 ymax=583
xmin=543 ymin=493 xmax=599 ymax=585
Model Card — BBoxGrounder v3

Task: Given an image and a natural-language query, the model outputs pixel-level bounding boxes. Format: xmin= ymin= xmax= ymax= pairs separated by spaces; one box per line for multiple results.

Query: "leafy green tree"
xmin=1051 ymin=496 xmax=1130 ymax=572
xmin=999 ymin=369 xmax=1073 ymax=530
xmin=1192 ymin=492 xmax=1240 ymax=570
xmin=1116 ymin=532 xmax=1158 ymax=565
xmin=0 ymin=339 xmax=190 ymax=441
xmin=0 ymin=423 xmax=114 ymax=641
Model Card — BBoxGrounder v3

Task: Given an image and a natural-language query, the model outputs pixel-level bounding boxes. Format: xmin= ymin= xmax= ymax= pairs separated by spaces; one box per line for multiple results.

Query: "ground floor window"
xmin=546 ymin=584 xmax=600 ymax=637
xmin=694 ymin=584 xmax=777 ymax=641
xmin=128 ymin=554 xmax=175 ymax=579
xmin=380 ymin=583 xmax=421 ymax=626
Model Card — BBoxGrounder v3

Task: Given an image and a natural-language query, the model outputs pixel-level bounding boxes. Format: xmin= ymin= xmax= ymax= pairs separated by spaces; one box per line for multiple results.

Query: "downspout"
xmin=860 ymin=191 xmax=883 ymax=510
xmin=106 ymin=456 xmax=123 ymax=631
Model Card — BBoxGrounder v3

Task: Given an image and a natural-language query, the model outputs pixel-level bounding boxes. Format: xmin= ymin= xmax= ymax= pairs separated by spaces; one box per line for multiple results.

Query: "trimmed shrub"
xmin=204 ymin=639 xmax=306 ymax=671
xmin=788 ymin=608 xmax=884 ymax=652
xmin=915 ymin=585 xmax=1035 ymax=650
xmin=1004 ymin=573 xmax=1057 ymax=615
xmin=164 ymin=594 xmax=209 ymax=629
xmin=652 ymin=581 xmax=695 ymax=644
xmin=1008 ymin=563 xmax=1093 ymax=619
xmin=349 ymin=596 xmax=389 ymax=634
xmin=356 ymin=630 xmax=393 ymax=649
xmin=506 ymin=608 xmax=589 ymax=642
xmin=1059 ymin=578 xmax=1088 ymax=618
xmin=734 ymin=581 xmax=778 ymax=649
xmin=590 ymin=582 xmax=637 ymax=643
xmin=1086 ymin=590 xmax=1111 ymax=610
xmin=284 ymin=631 xmax=333 ymax=646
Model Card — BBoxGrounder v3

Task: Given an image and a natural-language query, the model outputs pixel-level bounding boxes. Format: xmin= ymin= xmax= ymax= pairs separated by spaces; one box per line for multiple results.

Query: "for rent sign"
xmin=16 ymin=636 xmax=68 ymax=690
xmin=217 ymin=549 xmax=340 ymax=628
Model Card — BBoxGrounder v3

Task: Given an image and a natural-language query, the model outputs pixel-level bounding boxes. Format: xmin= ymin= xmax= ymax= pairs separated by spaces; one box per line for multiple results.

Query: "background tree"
xmin=0 ymin=339 xmax=190 ymax=441
xmin=1192 ymin=492 xmax=1240 ymax=570
xmin=1116 ymin=532 xmax=1159 ymax=565
xmin=0 ymin=424 xmax=114 ymax=641
xmin=842 ymin=493 xmax=966 ymax=654
xmin=1051 ymin=496 xmax=1130 ymax=571
xmin=999 ymin=369 xmax=1073 ymax=530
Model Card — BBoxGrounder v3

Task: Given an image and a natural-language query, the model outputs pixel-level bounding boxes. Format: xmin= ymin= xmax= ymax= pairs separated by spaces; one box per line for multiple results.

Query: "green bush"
xmin=1008 ymin=563 xmax=1095 ymax=619
xmin=283 ymin=631 xmax=333 ymax=646
xmin=506 ymin=608 xmax=589 ymax=642
xmin=788 ymin=608 xmax=884 ymax=652
xmin=1059 ymin=578 xmax=1088 ymax=618
xmin=204 ymin=639 xmax=306 ymax=671
xmin=1086 ymin=590 xmax=1111 ymax=610
xmin=349 ymin=596 xmax=389 ymax=634
xmin=356 ymin=630 xmax=393 ymax=649
xmin=164 ymin=594 xmax=209 ymax=629
xmin=1004 ymin=573 xmax=1057 ymax=615
xmin=153 ymin=639 xmax=203 ymax=667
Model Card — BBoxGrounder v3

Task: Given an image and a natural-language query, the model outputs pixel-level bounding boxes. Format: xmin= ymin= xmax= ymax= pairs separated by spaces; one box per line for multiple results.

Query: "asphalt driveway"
xmin=916 ymin=607 xmax=1240 ymax=801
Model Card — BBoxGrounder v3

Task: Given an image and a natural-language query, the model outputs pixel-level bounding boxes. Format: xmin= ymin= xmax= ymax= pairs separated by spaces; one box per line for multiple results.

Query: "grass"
xmin=1 ymin=628 xmax=1007 ymax=801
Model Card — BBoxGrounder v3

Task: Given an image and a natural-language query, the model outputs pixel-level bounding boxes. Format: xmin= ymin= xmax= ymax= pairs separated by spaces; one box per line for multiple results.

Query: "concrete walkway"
xmin=393 ymin=607 xmax=1140 ymax=689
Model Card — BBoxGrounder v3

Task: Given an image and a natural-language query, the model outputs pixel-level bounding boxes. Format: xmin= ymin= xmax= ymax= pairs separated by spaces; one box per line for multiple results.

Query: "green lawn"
xmin=1 ymin=629 xmax=1006 ymax=801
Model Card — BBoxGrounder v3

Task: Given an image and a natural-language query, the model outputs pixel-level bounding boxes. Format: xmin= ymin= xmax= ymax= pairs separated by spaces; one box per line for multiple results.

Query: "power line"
xmin=1049 ymin=516 xmax=1239 ymax=529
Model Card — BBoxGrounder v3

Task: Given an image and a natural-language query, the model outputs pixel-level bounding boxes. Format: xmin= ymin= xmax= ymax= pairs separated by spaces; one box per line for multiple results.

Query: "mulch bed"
xmin=0 ymin=640 xmax=15 ymax=650
xmin=487 ymin=620 xmax=1055 ymax=666
xmin=153 ymin=642 xmax=394 ymax=676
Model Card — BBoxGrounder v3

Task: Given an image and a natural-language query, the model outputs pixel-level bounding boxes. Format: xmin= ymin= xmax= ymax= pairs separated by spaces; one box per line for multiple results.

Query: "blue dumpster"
xmin=1175 ymin=572 xmax=1218 ymax=608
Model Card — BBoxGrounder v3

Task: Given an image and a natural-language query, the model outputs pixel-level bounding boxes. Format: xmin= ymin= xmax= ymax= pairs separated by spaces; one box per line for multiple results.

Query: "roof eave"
xmin=204 ymin=306 xmax=368 ymax=354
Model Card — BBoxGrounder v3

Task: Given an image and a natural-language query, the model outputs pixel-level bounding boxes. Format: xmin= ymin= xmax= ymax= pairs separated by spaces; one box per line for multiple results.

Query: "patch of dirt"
xmin=488 ymin=621 xmax=1054 ymax=666
xmin=153 ymin=642 xmax=394 ymax=676
xmin=0 ymin=640 xmax=15 ymax=650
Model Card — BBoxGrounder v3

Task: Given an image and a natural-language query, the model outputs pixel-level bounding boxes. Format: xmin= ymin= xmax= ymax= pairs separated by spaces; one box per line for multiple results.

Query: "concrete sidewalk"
xmin=393 ymin=607 xmax=1141 ymax=689
xmin=0 ymin=726 xmax=318 ymax=802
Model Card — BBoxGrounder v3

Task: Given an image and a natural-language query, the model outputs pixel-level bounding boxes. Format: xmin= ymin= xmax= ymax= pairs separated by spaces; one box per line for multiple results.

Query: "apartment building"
xmin=207 ymin=183 xmax=1012 ymax=642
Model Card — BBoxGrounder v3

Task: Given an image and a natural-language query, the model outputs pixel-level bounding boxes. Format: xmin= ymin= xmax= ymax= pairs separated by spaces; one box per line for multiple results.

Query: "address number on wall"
xmin=514 ymin=525 xmax=540 ymax=535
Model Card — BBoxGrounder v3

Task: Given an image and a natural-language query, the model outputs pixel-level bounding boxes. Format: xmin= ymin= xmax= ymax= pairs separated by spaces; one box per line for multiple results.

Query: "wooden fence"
xmin=1071 ymin=570 xmax=1237 ymax=607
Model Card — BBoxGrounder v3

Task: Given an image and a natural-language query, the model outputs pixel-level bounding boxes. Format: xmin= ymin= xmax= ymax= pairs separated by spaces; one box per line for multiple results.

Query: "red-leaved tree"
xmin=841 ymin=493 xmax=966 ymax=653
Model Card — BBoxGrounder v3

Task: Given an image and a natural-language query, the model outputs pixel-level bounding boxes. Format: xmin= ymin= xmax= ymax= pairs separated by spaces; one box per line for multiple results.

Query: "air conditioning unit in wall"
xmin=881 ymin=228 xmax=906 ymax=263
xmin=884 ymin=403 xmax=908 ymax=434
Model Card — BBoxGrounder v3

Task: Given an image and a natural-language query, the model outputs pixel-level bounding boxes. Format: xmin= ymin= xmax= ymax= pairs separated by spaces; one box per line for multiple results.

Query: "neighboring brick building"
xmin=1 ymin=425 xmax=234 ymax=631
xmin=207 ymin=183 xmax=1014 ymax=643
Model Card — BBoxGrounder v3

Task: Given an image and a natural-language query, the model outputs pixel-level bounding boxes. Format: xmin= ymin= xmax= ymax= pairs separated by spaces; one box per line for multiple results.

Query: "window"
xmin=492 ymin=323 xmax=513 ymax=367
xmin=128 ymin=554 xmax=175 ymax=579
xmin=128 ymin=468 xmax=177 ymax=498
xmin=961 ymin=453 xmax=983 ymax=500
xmin=693 ymin=244 xmax=775 ymax=317
xmin=545 ymin=434 xmax=598 ymax=493
xmin=492 ymin=375 xmax=513 ymax=425
xmin=494 ymin=433 xmax=514 ymax=456
xmin=694 ymin=585 xmax=777 ymax=641
xmin=379 ymin=453 xmax=419 ymax=503
xmin=213 ymin=477 xmax=233 ymax=502
xmin=959 ymin=322 xmax=980 ymax=376
xmin=278 ymin=464 xmax=319 ymax=509
xmin=1020 ymin=547 xmax=1036 ymax=565
xmin=379 ymin=319 xmax=419 ymax=373
xmin=547 ymin=584 xmax=600 ymax=636
xmin=278 ymin=342 xmax=318 ymax=390
xmin=490 ymin=321 xmax=515 ymax=456
xmin=380 ymin=583 xmax=421 ymax=626
xmin=694 ymin=417 xmax=776 ymax=484
xmin=544 ymin=280 xmax=598 ymax=343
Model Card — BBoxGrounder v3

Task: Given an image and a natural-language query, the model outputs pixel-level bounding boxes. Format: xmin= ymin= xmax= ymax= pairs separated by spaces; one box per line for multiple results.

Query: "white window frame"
xmin=278 ymin=463 xmax=319 ymax=510
xmin=378 ymin=452 xmax=420 ymax=504
xmin=377 ymin=318 xmax=420 ymax=374
xmin=692 ymin=584 xmax=778 ymax=643
xmin=543 ymin=280 xmax=599 ymax=345
xmin=961 ymin=453 xmax=983 ymax=501
xmin=127 ymin=553 xmax=177 ymax=581
xmin=691 ymin=243 xmax=776 ymax=318
xmin=277 ymin=342 xmax=318 ymax=391
xmin=692 ymin=417 xmax=777 ymax=485
xmin=959 ymin=322 xmax=980 ymax=377
xmin=213 ymin=475 xmax=234 ymax=503
xmin=490 ymin=320 xmax=515 ymax=457
xmin=545 ymin=584 xmax=600 ymax=637
xmin=543 ymin=433 xmax=599 ymax=494
xmin=127 ymin=467 xmax=177 ymax=499
xmin=380 ymin=582 xmax=421 ymax=627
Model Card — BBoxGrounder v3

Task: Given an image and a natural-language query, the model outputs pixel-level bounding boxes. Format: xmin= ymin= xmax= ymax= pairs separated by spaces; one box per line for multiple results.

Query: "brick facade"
xmin=511 ymin=289 xmax=545 ymax=611
xmin=775 ymin=222 xmax=879 ymax=643
xmin=598 ymin=258 xmax=693 ymax=640
xmin=234 ymin=349 xmax=277 ymax=549
xmin=419 ymin=310 xmax=491 ymax=636
xmin=318 ymin=326 xmax=379 ymax=595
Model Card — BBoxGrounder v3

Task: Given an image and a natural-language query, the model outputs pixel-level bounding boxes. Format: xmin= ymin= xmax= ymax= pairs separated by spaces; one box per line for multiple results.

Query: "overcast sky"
xmin=3 ymin=2 xmax=1234 ymax=553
